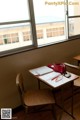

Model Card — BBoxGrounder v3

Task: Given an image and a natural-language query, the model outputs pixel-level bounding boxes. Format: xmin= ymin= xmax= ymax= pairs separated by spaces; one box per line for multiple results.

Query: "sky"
xmin=0 ymin=0 xmax=29 ymax=22
xmin=0 ymin=0 xmax=75 ymax=23
xmin=33 ymin=0 xmax=65 ymax=18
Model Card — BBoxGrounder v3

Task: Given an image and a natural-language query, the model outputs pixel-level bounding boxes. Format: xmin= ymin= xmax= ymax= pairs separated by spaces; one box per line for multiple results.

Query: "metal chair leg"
xmin=52 ymin=104 xmax=57 ymax=120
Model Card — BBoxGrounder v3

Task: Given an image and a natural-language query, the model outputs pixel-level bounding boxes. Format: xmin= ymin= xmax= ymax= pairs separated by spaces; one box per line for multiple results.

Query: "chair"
xmin=16 ymin=73 xmax=57 ymax=120
xmin=64 ymin=63 xmax=80 ymax=93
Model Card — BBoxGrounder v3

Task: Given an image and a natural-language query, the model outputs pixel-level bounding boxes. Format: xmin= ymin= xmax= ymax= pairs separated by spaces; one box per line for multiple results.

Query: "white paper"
xmin=39 ymin=71 xmax=60 ymax=80
xmin=29 ymin=66 xmax=53 ymax=75
xmin=39 ymin=72 xmax=79 ymax=88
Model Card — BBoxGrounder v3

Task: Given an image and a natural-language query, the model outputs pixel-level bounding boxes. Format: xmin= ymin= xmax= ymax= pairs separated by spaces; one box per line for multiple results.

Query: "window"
xmin=68 ymin=0 xmax=80 ymax=37
xmin=23 ymin=31 xmax=31 ymax=41
xmin=2 ymin=33 xmax=19 ymax=44
xmin=0 ymin=0 xmax=37 ymax=55
xmin=0 ymin=36 xmax=3 ymax=45
xmin=46 ymin=27 xmax=64 ymax=37
xmin=0 ymin=0 xmax=80 ymax=56
xmin=33 ymin=0 xmax=66 ymax=45
xmin=37 ymin=30 xmax=43 ymax=39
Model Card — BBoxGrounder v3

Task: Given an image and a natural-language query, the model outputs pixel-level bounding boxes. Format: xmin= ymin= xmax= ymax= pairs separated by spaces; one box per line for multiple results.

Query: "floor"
xmin=13 ymin=93 xmax=80 ymax=120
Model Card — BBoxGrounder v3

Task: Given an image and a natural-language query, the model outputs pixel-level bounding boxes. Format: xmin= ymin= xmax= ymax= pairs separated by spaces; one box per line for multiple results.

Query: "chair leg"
xmin=51 ymin=104 xmax=57 ymax=120
xmin=24 ymin=106 xmax=28 ymax=120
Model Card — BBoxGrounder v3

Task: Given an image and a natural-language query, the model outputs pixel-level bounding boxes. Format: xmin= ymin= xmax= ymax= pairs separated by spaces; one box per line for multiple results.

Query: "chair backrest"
xmin=16 ymin=73 xmax=25 ymax=100
xmin=64 ymin=63 xmax=80 ymax=75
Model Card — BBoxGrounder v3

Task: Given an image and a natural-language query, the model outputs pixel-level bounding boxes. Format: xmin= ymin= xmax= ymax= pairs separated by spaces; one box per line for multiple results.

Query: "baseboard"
xmin=12 ymin=105 xmax=24 ymax=114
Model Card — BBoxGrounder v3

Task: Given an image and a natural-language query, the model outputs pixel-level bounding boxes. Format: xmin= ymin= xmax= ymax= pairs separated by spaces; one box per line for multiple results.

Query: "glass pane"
xmin=33 ymin=0 xmax=66 ymax=46
xmin=0 ymin=0 xmax=29 ymax=22
xmin=69 ymin=18 xmax=80 ymax=36
xmin=0 ymin=23 xmax=33 ymax=52
xmin=68 ymin=0 xmax=80 ymax=16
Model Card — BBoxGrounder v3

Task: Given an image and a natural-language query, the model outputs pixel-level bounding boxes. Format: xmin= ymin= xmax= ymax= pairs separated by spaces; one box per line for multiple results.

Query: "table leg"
xmin=78 ymin=60 xmax=80 ymax=66
xmin=38 ymin=79 xmax=40 ymax=89
xmin=56 ymin=83 xmax=76 ymax=120
xmin=59 ymin=87 xmax=64 ymax=120
xmin=71 ymin=81 xmax=73 ymax=116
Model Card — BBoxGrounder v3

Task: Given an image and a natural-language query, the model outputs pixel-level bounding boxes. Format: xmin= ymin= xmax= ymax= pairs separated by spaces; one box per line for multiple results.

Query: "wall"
xmin=0 ymin=39 xmax=80 ymax=109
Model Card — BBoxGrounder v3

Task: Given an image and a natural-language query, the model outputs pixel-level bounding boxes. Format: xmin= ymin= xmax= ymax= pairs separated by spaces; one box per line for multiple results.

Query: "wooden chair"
xmin=16 ymin=73 xmax=57 ymax=120
xmin=64 ymin=63 xmax=80 ymax=93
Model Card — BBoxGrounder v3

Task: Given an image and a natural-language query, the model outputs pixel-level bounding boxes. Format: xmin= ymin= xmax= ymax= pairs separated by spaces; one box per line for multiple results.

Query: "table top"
xmin=29 ymin=66 xmax=79 ymax=88
xmin=74 ymin=55 xmax=80 ymax=61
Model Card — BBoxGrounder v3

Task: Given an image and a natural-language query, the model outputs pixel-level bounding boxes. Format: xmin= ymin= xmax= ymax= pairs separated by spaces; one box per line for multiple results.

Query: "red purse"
xmin=48 ymin=63 xmax=66 ymax=74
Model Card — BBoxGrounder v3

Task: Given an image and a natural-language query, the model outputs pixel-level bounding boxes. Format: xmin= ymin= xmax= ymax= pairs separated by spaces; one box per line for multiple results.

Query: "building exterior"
xmin=0 ymin=21 xmax=64 ymax=45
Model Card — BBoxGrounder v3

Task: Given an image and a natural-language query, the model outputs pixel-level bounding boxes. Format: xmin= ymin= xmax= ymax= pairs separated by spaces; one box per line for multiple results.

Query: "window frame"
xmin=68 ymin=16 xmax=80 ymax=39
xmin=0 ymin=0 xmax=37 ymax=57
xmin=67 ymin=0 xmax=80 ymax=39
xmin=0 ymin=0 xmax=80 ymax=57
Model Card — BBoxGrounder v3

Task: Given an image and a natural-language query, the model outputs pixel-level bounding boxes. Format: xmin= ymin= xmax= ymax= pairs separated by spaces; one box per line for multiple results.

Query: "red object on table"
xmin=48 ymin=63 xmax=66 ymax=74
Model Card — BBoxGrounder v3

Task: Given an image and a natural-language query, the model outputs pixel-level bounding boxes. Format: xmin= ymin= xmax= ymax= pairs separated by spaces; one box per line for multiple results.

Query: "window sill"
xmin=0 ymin=37 xmax=79 ymax=58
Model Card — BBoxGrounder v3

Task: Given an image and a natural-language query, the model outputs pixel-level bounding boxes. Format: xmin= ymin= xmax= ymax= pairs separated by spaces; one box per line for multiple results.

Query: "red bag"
xmin=48 ymin=63 xmax=66 ymax=74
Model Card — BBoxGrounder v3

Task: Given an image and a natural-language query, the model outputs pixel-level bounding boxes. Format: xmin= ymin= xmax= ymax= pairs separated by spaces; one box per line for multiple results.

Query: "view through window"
xmin=0 ymin=0 xmax=33 ymax=53
xmin=33 ymin=0 xmax=66 ymax=45
xmin=68 ymin=0 xmax=80 ymax=37
xmin=0 ymin=0 xmax=80 ymax=55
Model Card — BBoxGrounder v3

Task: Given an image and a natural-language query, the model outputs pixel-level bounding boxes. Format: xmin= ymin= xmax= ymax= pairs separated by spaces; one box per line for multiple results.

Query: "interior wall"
xmin=0 ymin=39 xmax=80 ymax=109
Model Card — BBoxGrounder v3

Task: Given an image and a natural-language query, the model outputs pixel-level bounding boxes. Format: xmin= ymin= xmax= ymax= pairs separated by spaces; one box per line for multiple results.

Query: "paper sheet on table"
xmin=29 ymin=66 xmax=53 ymax=75
xmin=39 ymin=72 xmax=79 ymax=88
xmin=39 ymin=71 xmax=60 ymax=80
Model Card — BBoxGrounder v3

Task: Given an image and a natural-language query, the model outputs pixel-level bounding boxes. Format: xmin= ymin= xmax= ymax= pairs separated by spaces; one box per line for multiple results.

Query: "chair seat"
xmin=23 ymin=89 xmax=55 ymax=107
xmin=74 ymin=77 xmax=80 ymax=86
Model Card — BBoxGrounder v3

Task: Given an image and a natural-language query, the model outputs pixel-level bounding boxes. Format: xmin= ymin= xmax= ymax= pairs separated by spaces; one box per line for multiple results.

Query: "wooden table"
xmin=74 ymin=55 xmax=80 ymax=66
xmin=29 ymin=66 xmax=79 ymax=120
